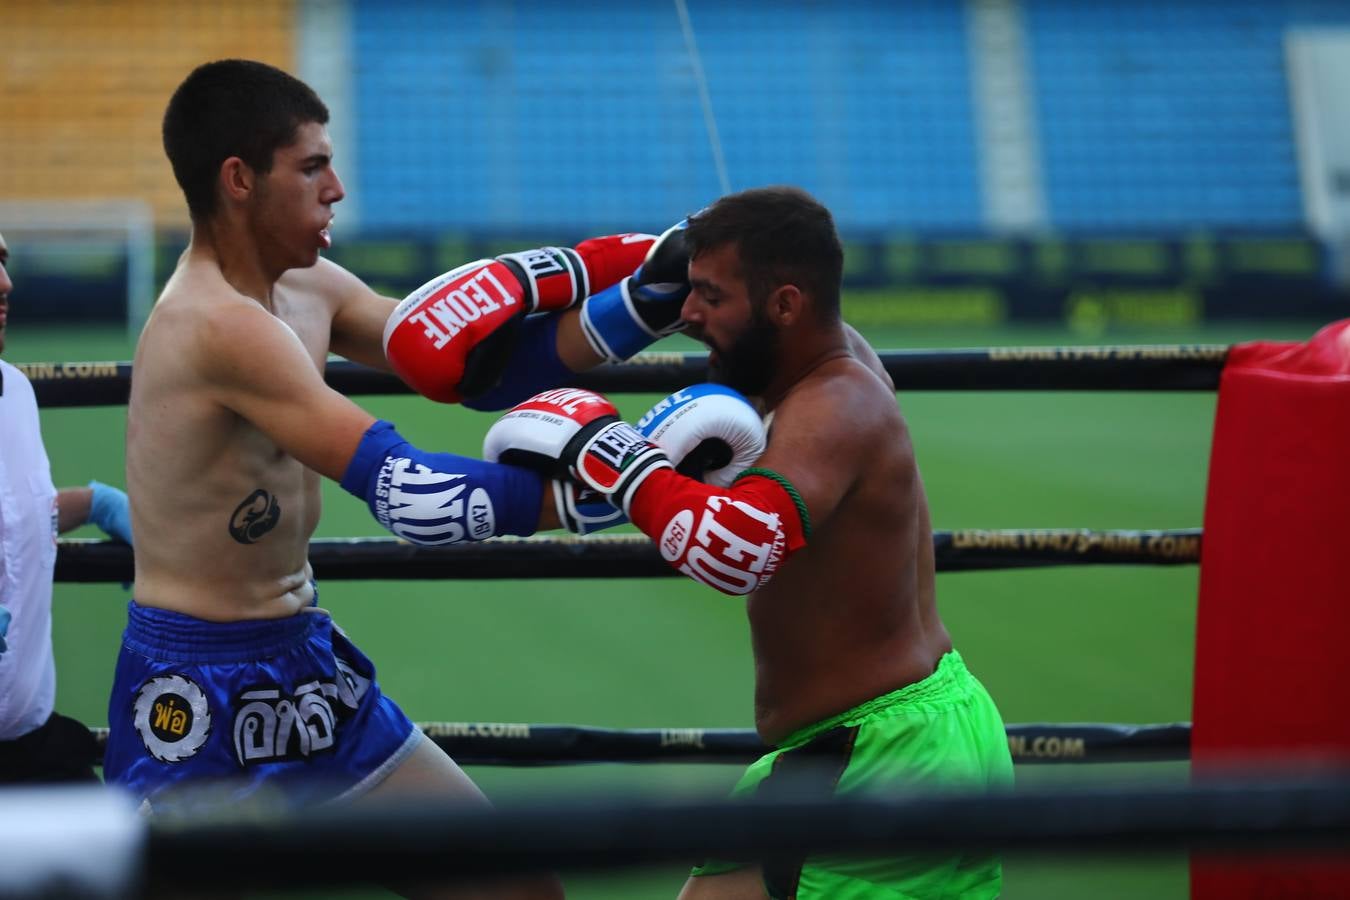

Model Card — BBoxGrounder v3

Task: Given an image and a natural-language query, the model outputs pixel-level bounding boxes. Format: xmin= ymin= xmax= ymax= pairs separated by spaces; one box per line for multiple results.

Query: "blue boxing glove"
xmin=578 ymin=219 xmax=691 ymax=363
xmin=88 ymin=480 xmax=133 ymax=545
xmin=342 ymin=419 xmax=544 ymax=545
xmin=0 ymin=607 xmax=10 ymax=660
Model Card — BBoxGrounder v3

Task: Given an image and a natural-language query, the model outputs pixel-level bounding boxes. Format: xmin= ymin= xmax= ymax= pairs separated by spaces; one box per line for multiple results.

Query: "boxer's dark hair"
xmin=163 ymin=59 xmax=329 ymax=222
xmin=685 ymin=186 xmax=843 ymax=323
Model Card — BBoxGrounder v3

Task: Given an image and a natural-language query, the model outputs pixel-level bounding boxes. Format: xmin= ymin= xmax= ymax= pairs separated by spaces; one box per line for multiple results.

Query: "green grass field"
xmin=10 ymin=316 xmax=1328 ymax=898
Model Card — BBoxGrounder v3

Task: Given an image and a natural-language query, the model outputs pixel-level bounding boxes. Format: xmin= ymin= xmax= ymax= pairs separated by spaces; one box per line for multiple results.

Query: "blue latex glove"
xmin=88 ymin=480 xmax=133 ymax=545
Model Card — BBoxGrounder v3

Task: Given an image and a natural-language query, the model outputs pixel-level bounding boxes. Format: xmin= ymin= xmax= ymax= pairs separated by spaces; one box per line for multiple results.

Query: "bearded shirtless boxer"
xmin=102 ymin=59 xmax=690 ymax=899
xmin=484 ymin=187 xmax=1014 ymax=899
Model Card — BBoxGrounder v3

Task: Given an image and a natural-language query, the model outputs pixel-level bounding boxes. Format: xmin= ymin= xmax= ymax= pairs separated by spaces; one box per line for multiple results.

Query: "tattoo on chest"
xmin=229 ymin=489 xmax=281 ymax=545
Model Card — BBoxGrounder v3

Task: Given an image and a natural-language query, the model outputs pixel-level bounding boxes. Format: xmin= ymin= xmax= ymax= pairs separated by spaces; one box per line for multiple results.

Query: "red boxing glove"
xmin=493 ymin=231 xmax=655 ymax=315
xmin=482 ymin=387 xmax=808 ymax=595
xmin=554 ymin=232 xmax=657 ymax=312
xmin=629 ymin=469 xmax=809 ymax=596
xmin=384 ymin=233 xmax=657 ymax=404
xmin=383 ymin=258 xmax=526 ymax=403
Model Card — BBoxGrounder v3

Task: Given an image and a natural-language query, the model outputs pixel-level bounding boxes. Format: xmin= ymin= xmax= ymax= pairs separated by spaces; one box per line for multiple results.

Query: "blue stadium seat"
xmin=1024 ymin=0 xmax=1350 ymax=230
xmin=352 ymin=0 xmax=982 ymax=234
xmin=352 ymin=0 xmax=1350 ymax=235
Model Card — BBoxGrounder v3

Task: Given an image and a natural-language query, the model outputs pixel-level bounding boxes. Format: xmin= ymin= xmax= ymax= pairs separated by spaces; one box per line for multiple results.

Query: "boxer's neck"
xmin=760 ymin=323 xmax=849 ymax=412
xmin=189 ymin=219 xmax=279 ymax=310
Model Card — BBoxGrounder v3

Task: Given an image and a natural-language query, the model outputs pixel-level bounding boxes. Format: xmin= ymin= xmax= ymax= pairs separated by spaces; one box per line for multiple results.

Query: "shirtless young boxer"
xmin=483 ymin=187 xmax=1014 ymax=899
xmin=102 ymin=59 xmax=689 ymax=898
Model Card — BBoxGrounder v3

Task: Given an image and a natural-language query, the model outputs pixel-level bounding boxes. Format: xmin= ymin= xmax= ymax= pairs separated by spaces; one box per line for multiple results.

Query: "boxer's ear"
xmin=219 ymin=156 xmax=256 ymax=205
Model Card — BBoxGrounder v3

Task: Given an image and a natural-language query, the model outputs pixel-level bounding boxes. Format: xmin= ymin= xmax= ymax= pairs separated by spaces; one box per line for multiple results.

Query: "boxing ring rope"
xmin=19 ymin=344 xmax=1230 ymax=407
xmin=70 ymin=524 xmax=1198 ymax=768
xmin=8 ymin=777 xmax=1350 ymax=897
xmin=85 ymin=720 xmax=1190 ymax=767
xmin=66 ymin=525 xmax=1199 ymax=769
xmin=140 ymin=778 xmax=1350 ymax=885
xmin=53 ymin=528 xmax=1202 ymax=583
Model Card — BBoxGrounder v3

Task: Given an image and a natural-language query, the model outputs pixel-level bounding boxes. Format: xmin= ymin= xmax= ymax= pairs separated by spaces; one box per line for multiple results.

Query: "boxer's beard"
xmin=709 ymin=304 xmax=779 ymax=396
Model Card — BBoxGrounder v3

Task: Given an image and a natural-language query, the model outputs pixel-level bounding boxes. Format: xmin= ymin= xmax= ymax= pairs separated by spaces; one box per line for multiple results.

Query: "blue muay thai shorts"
xmin=103 ymin=597 xmax=420 ymax=811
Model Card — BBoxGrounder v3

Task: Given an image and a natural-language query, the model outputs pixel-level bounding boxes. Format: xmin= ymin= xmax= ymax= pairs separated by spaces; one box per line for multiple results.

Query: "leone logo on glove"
xmin=374 ymin=457 xmax=495 ymax=544
xmin=577 ymin=423 xmax=651 ymax=491
xmin=389 ymin=262 xmax=520 ymax=351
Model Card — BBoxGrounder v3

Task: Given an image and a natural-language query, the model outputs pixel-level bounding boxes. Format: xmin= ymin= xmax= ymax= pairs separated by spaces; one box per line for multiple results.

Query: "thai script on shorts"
xmin=232 ymin=658 xmax=371 ymax=765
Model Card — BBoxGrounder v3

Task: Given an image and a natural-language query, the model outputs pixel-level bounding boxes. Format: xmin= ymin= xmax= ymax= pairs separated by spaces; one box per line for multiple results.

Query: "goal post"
xmin=0 ymin=199 xmax=156 ymax=341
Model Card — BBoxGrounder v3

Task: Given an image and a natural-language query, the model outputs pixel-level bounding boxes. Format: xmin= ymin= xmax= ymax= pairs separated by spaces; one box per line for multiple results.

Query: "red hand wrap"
xmin=629 ymin=469 xmax=809 ymax=596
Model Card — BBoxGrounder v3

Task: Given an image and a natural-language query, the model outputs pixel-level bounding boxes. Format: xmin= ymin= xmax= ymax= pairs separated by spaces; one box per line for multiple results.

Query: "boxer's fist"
xmin=635 ymin=384 xmax=766 ymax=487
xmin=483 ymin=388 xmax=672 ymax=515
xmin=384 ymin=258 xmax=529 ymax=403
xmin=482 ymin=387 xmax=623 ymax=476
xmin=579 ymin=219 xmax=692 ymax=363
xmin=385 ymin=234 xmax=659 ymax=404
xmin=494 ymin=232 xmax=656 ymax=315
xmin=541 ymin=384 xmax=764 ymax=535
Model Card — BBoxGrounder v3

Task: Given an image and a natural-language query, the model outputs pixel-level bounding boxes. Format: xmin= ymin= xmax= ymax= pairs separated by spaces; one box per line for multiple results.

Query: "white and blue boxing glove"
xmin=634 ymin=383 xmax=766 ymax=487
xmin=578 ymin=219 xmax=691 ymax=363
xmin=497 ymin=384 xmax=767 ymax=534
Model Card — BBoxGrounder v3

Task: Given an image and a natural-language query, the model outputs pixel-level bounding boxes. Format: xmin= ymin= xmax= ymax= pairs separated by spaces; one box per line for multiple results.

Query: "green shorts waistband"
xmin=777 ymin=649 xmax=972 ymax=749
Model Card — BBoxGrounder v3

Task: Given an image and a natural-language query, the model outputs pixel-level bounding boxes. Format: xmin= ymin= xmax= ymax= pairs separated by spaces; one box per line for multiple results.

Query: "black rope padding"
xmin=21 ymin=345 xmax=1229 ymax=407
xmin=88 ymin=721 xmax=1190 ymax=767
xmin=139 ymin=776 xmax=1350 ymax=889
xmin=933 ymin=527 xmax=1202 ymax=570
xmin=54 ymin=528 xmax=1201 ymax=583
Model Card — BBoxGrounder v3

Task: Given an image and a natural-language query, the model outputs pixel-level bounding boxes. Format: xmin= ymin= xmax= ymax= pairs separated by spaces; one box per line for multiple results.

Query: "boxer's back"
xmin=128 ymin=256 xmax=329 ymax=620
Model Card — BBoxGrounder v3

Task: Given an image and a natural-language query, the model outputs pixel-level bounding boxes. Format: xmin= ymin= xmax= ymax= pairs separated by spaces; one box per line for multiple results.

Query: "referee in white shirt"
xmin=0 ymin=230 xmax=134 ymax=781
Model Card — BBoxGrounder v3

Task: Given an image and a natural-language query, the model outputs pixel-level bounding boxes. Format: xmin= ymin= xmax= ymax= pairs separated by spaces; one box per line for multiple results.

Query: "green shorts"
xmin=692 ymin=650 xmax=1013 ymax=899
